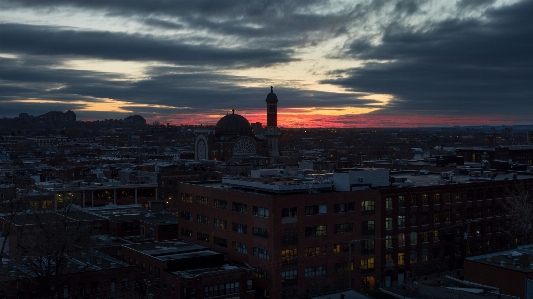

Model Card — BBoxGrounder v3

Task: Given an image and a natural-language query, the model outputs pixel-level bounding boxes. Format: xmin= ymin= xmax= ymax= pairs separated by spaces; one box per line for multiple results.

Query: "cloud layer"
xmin=1 ymin=0 xmax=532 ymax=127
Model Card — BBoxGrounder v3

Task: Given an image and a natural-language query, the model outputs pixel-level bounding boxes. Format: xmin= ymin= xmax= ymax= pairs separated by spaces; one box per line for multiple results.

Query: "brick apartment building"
xmin=121 ymin=240 xmax=254 ymax=299
xmin=175 ymin=169 xmax=533 ymax=298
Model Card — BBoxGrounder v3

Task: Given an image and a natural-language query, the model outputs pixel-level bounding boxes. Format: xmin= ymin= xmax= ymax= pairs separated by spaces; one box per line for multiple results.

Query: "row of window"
xmin=384 ymin=189 xmax=506 ymax=209
xmin=385 ymin=231 xmax=440 ymax=247
xmin=204 ymin=281 xmax=251 ymax=298
xmin=181 ymin=194 xmax=270 ymax=218
xmin=280 ymin=241 xmax=375 ymax=264
xmin=182 ymin=194 xmax=375 ymax=221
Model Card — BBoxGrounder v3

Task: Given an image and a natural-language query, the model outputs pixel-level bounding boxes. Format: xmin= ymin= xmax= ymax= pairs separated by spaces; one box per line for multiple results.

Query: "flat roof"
xmin=466 ymin=245 xmax=533 ymax=273
xmin=123 ymin=240 xmax=207 ymax=257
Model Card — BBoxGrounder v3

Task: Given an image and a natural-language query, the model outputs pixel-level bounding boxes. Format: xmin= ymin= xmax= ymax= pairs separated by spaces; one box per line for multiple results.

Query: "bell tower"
xmin=266 ymin=86 xmax=278 ymax=127
xmin=265 ymin=86 xmax=280 ymax=157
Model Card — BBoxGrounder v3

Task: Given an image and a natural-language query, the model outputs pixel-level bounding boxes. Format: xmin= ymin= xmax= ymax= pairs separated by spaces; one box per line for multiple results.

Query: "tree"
xmin=500 ymin=184 xmax=533 ymax=244
xmin=9 ymin=204 xmax=96 ymax=295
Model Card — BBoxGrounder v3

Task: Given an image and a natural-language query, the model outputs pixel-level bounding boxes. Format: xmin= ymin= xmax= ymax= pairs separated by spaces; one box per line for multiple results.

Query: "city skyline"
xmin=1 ymin=0 xmax=532 ymax=128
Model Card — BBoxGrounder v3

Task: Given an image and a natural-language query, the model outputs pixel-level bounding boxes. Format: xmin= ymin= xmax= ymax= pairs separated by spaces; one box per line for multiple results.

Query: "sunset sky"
xmin=1 ymin=0 xmax=532 ymax=128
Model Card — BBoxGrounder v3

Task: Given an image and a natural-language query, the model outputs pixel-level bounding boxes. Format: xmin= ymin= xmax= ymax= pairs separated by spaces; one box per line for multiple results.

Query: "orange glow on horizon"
xmin=164 ymin=108 xmax=518 ymax=128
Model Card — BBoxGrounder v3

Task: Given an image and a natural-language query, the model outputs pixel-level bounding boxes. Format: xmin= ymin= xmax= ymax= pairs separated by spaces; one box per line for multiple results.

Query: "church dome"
xmin=215 ymin=112 xmax=252 ymax=134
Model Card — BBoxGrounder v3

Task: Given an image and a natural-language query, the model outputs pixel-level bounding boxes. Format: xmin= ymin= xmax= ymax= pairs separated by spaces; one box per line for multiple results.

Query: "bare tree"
xmin=500 ymin=184 xmax=533 ymax=244
xmin=10 ymin=204 xmax=96 ymax=294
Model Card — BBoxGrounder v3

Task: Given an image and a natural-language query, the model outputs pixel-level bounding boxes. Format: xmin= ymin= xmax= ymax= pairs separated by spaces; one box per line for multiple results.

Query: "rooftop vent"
xmin=500 ymin=261 xmax=506 ymax=267
xmin=508 ymin=253 xmax=513 ymax=259
xmin=487 ymin=257 xmax=492 ymax=262
xmin=513 ymin=258 xmax=519 ymax=265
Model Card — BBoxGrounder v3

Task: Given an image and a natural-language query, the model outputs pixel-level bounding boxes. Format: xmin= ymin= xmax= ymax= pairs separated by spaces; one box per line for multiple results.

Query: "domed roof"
xmin=266 ymin=86 xmax=278 ymax=103
xmin=215 ymin=111 xmax=252 ymax=134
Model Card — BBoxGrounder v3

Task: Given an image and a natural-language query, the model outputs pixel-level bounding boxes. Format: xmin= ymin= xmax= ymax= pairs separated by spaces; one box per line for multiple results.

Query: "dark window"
xmin=253 ymin=227 xmax=269 ymax=239
xmin=334 ymin=202 xmax=354 ymax=213
xmin=232 ymin=202 xmax=247 ymax=213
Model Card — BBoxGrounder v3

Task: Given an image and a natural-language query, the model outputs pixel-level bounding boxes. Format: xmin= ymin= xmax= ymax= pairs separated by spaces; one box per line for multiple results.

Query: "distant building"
xmin=193 ymin=88 xmax=280 ymax=165
xmin=464 ymin=245 xmax=533 ymax=299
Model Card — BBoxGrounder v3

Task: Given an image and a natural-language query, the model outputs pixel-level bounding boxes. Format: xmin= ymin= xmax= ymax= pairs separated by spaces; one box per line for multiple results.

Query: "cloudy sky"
xmin=1 ymin=0 xmax=532 ymax=127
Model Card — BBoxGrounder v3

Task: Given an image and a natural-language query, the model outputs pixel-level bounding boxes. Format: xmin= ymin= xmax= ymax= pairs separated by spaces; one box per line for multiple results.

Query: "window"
xmin=305 ymin=225 xmax=327 ymax=237
xmin=398 ymin=216 xmax=406 ymax=228
xmin=422 ymin=249 xmax=429 ymax=261
xmin=305 ymin=246 xmax=327 ymax=257
xmin=253 ymin=227 xmax=269 ymax=239
xmin=282 ymin=228 xmax=298 ymax=245
xmin=362 ymin=200 xmax=375 ymax=212
xmin=232 ymin=202 xmax=247 ymax=213
xmin=214 ymin=198 xmax=227 ymax=209
xmin=362 ymin=239 xmax=375 ymax=253
xmin=333 ymin=243 xmax=350 ymax=253
xmin=455 ymin=192 xmax=462 ymax=202
xmin=398 ymin=233 xmax=406 ymax=247
xmin=434 ymin=213 xmax=440 ymax=223
xmin=385 ymin=217 xmax=393 ymax=230
xmin=232 ymin=222 xmax=247 ymax=234
xmin=282 ymin=207 xmax=297 ymax=218
xmin=335 ymin=262 xmax=353 ymax=272
xmin=281 ymin=270 xmax=297 ymax=286
xmin=196 ymin=196 xmax=208 ymax=206
xmin=410 ymin=232 xmax=417 ymax=245
xmin=181 ymin=228 xmax=192 ymax=238
xmin=422 ymin=232 xmax=429 ymax=242
xmin=422 ymin=194 xmax=429 ymax=205
xmin=334 ymin=223 xmax=355 ymax=235
xmin=362 ymin=220 xmax=375 ymax=235
xmin=233 ymin=241 xmax=247 ymax=254
xmin=305 ymin=204 xmax=327 ymax=215
xmin=110 ymin=280 xmax=116 ymax=292
xmin=433 ymin=230 xmax=439 ymax=241
xmin=411 ymin=214 xmax=417 ymax=226
xmin=214 ymin=218 xmax=227 ymax=229
xmin=398 ymin=195 xmax=405 ymax=207
xmin=204 ymin=282 xmax=239 ymax=298
xmin=253 ymin=267 xmax=269 ymax=280
xmin=410 ymin=194 xmax=418 ymax=206
xmin=386 ymin=236 xmax=392 ymax=248
xmin=444 ymin=193 xmax=451 ymax=203
xmin=445 ymin=210 xmax=451 ymax=222
xmin=253 ymin=205 xmax=269 ymax=217
xmin=304 ymin=265 xmax=327 ymax=277
xmin=360 ymin=258 xmax=375 ymax=270
xmin=410 ymin=250 xmax=417 ymax=264
xmin=434 ymin=193 xmax=441 ymax=204
xmin=281 ymin=249 xmax=298 ymax=264
xmin=121 ymin=278 xmax=128 ymax=290
xmin=398 ymin=253 xmax=405 ymax=265
xmin=181 ymin=193 xmax=193 ymax=203
xmin=180 ymin=211 xmax=192 ymax=221
xmin=197 ymin=232 xmax=209 ymax=243
xmin=385 ymin=197 xmax=393 ymax=209
xmin=197 ymin=214 xmax=209 ymax=225
xmin=253 ymin=247 xmax=269 ymax=260
xmin=214 ymin=237 xmax=227 ymax=248
xmin=334 ymin=202 xmax=355 ymax=213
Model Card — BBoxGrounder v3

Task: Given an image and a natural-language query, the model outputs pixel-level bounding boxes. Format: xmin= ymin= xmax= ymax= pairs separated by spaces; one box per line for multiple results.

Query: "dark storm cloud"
xmin=1 ymin=0 xmax=353 ymax=48
xmin=0 ymin=23 xmax=294 ymax=68
xmin=324 ymin=0 xmax=533 ymax=116
xmin=0 ymin=54 xmax=377 ymax=119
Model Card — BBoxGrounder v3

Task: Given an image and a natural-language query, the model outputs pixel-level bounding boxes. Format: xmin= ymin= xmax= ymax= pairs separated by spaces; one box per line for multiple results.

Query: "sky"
xmin=1 ymin=0 xmax=532 ymax=128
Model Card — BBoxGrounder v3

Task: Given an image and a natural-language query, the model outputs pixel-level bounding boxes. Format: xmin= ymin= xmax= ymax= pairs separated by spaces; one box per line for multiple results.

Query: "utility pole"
xmin=348 ymin=239 xmax=361 ymax=289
